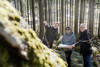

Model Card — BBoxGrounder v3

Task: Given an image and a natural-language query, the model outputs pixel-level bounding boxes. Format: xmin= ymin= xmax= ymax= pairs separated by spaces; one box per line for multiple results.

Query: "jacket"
xmin=75 ymin=30 xmax=92 ymax=56
xmin=44 ymin=25 xmax=58 ymax=44
xmin=61 ymin=32 xmax=76 ymax=45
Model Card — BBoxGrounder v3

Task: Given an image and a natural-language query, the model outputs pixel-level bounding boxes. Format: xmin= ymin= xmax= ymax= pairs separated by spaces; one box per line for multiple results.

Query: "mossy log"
xmin=0 ymin=0 xmax=68 ymax=67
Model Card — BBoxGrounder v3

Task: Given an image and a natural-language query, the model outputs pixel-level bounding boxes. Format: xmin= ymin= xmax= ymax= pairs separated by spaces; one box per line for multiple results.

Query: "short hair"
xmin=80 ymin=23 xmax=86 ymax=28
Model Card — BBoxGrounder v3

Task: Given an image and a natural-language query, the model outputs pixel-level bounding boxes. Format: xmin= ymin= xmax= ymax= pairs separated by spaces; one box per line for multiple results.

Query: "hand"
xmin=43 ymin=21 xmax=47 ymax=25
xmin=71 ymin=44 xmax=75 ymax=48
xmin=68 ymin=47 xmax=72 ymax=50
xmin=53 ymin=40 xmax=56 ymax=44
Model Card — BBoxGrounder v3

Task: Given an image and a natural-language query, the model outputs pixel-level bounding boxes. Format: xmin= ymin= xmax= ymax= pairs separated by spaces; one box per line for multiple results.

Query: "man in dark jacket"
xmin=71 ymin=23 xmax=92 ymax=67
xmin=42 ymin=21 xmax=58 ymax=48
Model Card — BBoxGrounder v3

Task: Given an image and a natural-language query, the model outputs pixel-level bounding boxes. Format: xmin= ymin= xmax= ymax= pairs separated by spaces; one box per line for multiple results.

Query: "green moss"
xmin=8 ymin=15 xmax=15 ymax=21
xmin=93 ymin=51 xmax=100 ymax=56
xmin=0 ymin=22 xmax=4 ymax=28
xmin=15 ymin=15 xmax=20 ymax=22
xmin=8 ymin=15 xmax=20 ymax=22
xmin=74 ymin=46 xmax=80 ymax=53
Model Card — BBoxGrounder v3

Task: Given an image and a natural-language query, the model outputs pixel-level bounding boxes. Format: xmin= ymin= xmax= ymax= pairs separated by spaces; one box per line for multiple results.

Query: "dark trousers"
xmin=83 ymin=55 xmax=91 ymax=67
xmin=65 ymin=51 xmax=72 ymax=67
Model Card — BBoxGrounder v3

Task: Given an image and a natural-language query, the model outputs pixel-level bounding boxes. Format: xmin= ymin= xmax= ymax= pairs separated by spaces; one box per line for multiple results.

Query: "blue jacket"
xmin=61 ymin=32 xmax=76 ymax=45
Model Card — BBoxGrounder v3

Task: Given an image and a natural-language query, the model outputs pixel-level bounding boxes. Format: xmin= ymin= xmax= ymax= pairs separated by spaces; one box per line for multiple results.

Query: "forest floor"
xmin=53 ymin=37 xmax=100 ymax=67
xmin=54 ymin=50 xmax=100 ymax=67
xmin=52 ymin=36 xmax=100 ymax=67
xmin=54 ymin=50 xmax=83 ymax=67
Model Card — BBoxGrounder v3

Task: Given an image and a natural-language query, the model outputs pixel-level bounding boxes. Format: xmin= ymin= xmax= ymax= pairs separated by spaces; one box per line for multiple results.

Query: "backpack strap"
xmin=87 ymin=31 xmax=92 ymax=44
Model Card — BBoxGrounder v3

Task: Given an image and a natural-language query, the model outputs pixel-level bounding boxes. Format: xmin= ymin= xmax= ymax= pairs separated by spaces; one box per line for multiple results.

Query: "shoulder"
xmin=71 ymin=33 xmax=75 ymax=37
xmin=84 ymin=30 xmax=88 ymax=33
xmin=63 ymin=33 xmax=66 ymax=37
xmin=84 ymin=30 xmax=91 ymax=36
xmin=70 ymin=32 xmax=75 ymax=36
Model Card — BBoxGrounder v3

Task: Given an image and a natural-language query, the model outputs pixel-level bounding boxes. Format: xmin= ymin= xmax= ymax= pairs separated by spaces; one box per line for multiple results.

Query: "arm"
xmin=43 ymin=21 xmax=50 ymax=30
xmin=45 ymin=25 xmax=50 ymax=30
xmin=74 ymin=40 xmax=82 ymax=47
xmin=60 ymin=34 xmax=65 ymax=44
xmin=75 ymin=33 xmax=88 ymax=47
xmin=54 ymin=30 xmax=58 ymax=41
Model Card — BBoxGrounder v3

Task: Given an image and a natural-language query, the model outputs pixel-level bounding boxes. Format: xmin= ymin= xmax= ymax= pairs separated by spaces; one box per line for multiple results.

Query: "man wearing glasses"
xmin=71 ymin=23 xmax=92 ymax=67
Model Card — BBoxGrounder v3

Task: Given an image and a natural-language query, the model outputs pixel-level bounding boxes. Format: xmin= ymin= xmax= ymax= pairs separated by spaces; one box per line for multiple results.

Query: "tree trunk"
xmin=67 ymin=0 xmax=68 ymax=26
xmin=61 ymin=0 xmax=64 ymax=34
xmin=20 ymin=0 xmax=23 ymax=17
xmin=80 ymin=0 xmax=85 ymax=24
xmin=54 ymin=0 xmax=56 ymax=23
xmin=44 ymin=0 xmax=47 ymax=21
xmin=70 ymin=0 xmax=72 ymax=27
xmin=27 ymin=0 xmax=29 ymax=24
xmin=48 ymin=0 xmax=51 ymax=25
xmin=74 ymin=0 xmax=79 ymax=38
xmin=65 ymin=0 xmax=66 ymax=28
xmin=71 ymin=0 xmax=74 ymax=31
xmin=14 ymin=0 xmax=16 ymax=9
xmin=38 ymin=0 xmax=44 ymax=39
xmin=98 ymin=8 xmax=100 ymax=37
xmin=59 ymin=0 xmax=62 ymax=34
xmin=56 ymin=0 xmax=58 ymax=22
xmin=89 ymin=0 xmax=95 ymax=36
xmin=32 ymin=0 xmax=35 ymax=31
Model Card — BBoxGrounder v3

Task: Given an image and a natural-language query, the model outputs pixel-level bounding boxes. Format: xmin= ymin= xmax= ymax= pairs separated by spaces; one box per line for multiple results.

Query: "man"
xmin=71 ymin=23 xmax=92 ymax=67
xmin=43 ymin=21 xmax=58 ymax=48
xmin=60 ymin=27 xmax=76 ymax=67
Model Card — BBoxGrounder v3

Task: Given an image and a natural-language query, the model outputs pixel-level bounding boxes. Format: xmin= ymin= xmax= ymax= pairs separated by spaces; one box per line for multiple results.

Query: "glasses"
xmin=66 ymin=29 xmax=70 ymax=30
xmin=80 ymin=27 xmax=84 ymax=28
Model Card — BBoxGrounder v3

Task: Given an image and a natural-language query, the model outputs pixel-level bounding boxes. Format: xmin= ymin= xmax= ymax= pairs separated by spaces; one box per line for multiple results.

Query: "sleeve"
xmin=60 ymin=34 xmax=65 ymax=44
xmin=75 ymin=33 xmax=88 ymax=47
xmin=45 ymin=25 xmax=50 ymax=30
xmin=75 ymin=40 xmax=82 ymax=47
xmin=54 ymin=30 xmax=58 ymax=41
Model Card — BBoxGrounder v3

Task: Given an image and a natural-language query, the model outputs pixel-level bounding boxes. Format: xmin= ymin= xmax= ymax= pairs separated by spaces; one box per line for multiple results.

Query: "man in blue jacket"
xmin=61 ymin=27 xmax=76 ymax=67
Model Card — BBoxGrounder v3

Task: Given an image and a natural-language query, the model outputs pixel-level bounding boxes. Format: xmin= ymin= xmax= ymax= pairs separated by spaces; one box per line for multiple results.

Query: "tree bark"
xmin=20 ymin=0 xmax=23 ymax=17
xmin=56 ymin=0 xmax=58 ymax=22
xmin=48 ymin=0 xmax=51 ymax=25
xmin=70 ymin=0 xmax=72 ymax=27
xmin=32 ymin=0 xmax=35 ymax=31
xmin=61 ymin=0 xmax=64 ymax=34
xmin=44 ymin=0 xmax=47 ymax=21
xmin=80 ymin=0 xmax=85 ymax=24
xmin=74 ymin=0 xmax=79 ymax=38
xmin=89 ymin=0 xmax=95 ymax=36
xmin=65 ymin=0 xmax=66 ymax=28
xmin=67 ymin=0 xmax=68 ymax=26
xmin=98 ymin=7 xmax=100 ymax=37
xmin=38 ymin=0 xmax=44 ymax=39
xmin=27 ymin=0 xmax=29 ymax=24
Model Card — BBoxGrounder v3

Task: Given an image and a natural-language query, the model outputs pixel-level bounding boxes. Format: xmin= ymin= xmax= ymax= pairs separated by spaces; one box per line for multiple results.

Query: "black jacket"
xmin=43 ymin=25 xmax=58 ymax=46
xmin=75 ymin=30 xmax=92 ymax=56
